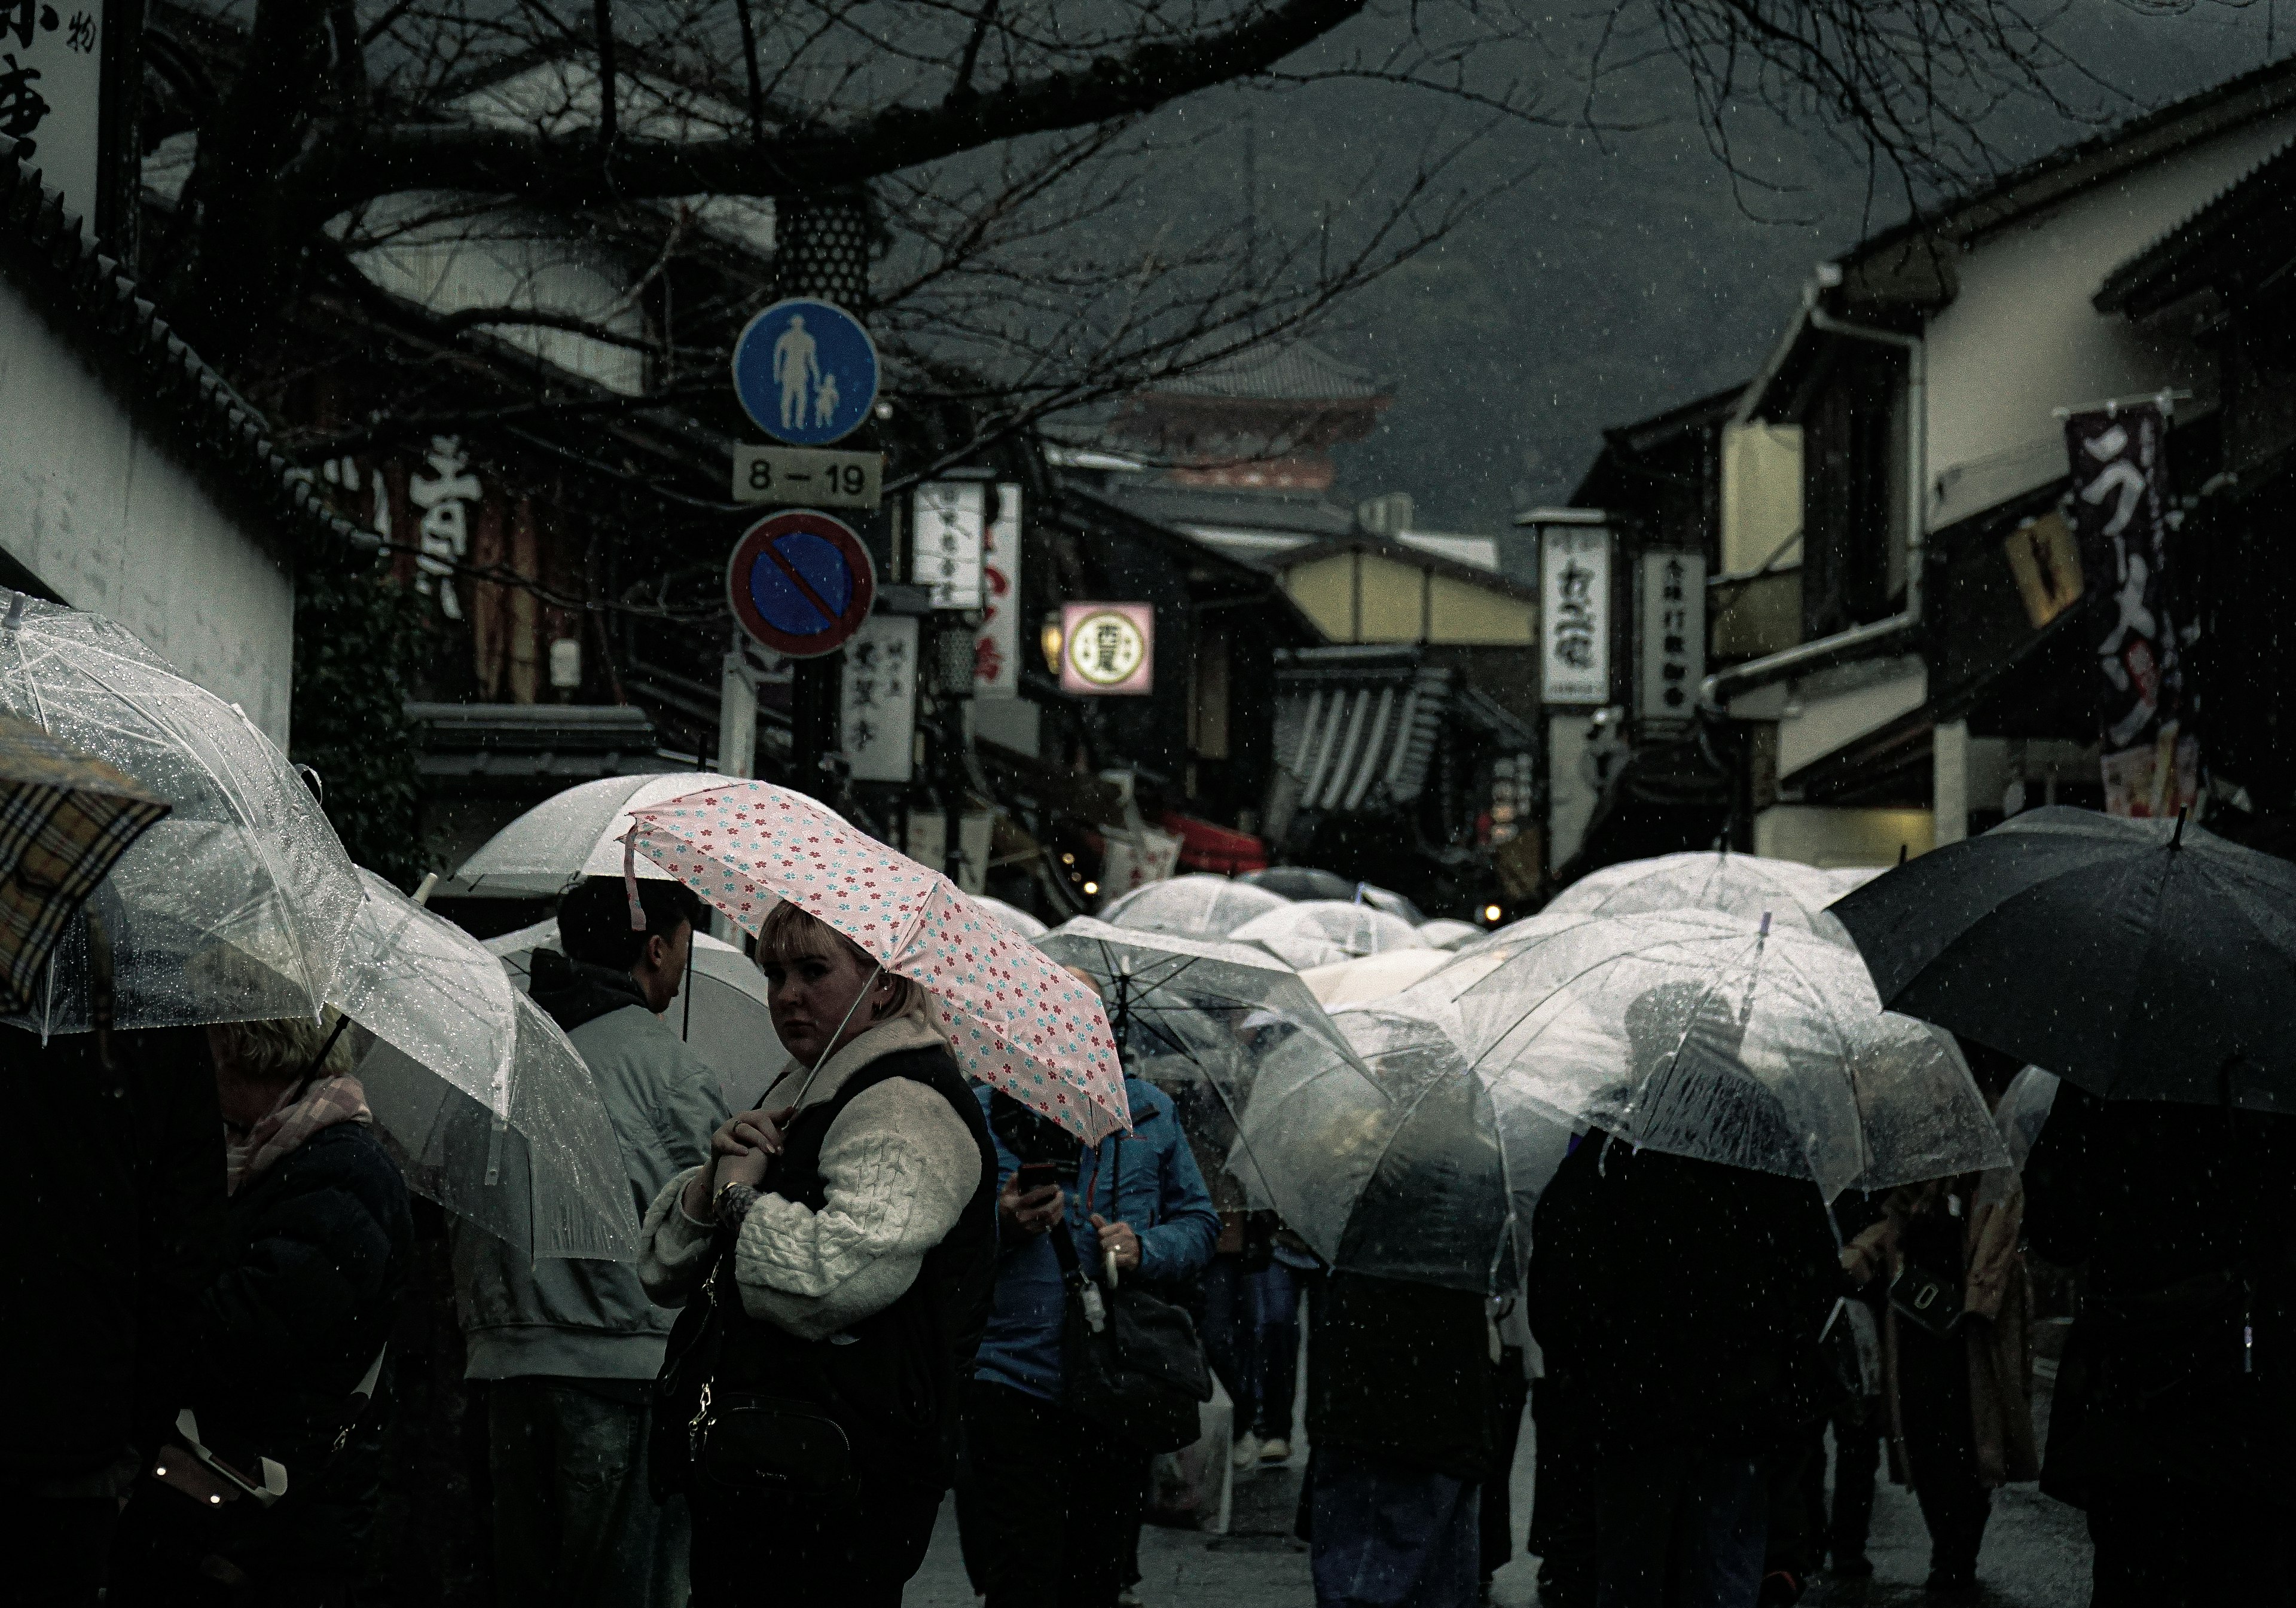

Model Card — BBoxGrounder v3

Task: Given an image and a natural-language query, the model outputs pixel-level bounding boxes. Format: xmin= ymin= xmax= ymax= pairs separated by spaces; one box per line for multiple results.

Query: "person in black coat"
xmin=4 ymin=1019 xmax=224 ymax=1607
xmin=108 ymin=1012 xmax=414 ymax=1607
xmin=1302 ymin=1272 xmax=1497 ymax=1606
xmin=1527 ymin=983 xmax=1839 ymax=1608
xmin=2023 ymin=1083 xmax=2296 ymax=1607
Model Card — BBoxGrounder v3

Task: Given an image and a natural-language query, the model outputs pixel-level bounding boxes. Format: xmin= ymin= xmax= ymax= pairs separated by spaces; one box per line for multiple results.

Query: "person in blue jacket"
xmin=960 ymin=1069 xmax=1220 ymax=1607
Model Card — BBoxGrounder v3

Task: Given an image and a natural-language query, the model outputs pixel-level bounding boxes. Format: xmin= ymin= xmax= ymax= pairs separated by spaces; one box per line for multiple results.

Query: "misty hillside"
xmin=1198 ymin=3 xmax=2286 ymax=533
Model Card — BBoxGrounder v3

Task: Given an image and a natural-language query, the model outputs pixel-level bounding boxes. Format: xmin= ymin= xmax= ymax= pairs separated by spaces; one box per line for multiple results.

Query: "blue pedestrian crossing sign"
xmin=731 ymin=298 xmax=879 ymax=446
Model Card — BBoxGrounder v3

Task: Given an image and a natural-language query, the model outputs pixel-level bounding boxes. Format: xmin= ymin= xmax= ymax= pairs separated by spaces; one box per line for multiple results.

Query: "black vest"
xmin=709 ymin=1044 xmax=997 ymax=1486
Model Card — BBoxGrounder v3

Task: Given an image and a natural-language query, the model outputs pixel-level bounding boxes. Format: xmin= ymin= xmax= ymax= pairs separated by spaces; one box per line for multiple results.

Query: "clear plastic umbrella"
xmin=1544 ymin=851 xmax=1855 ymax=946
xmin=335 ymin=872 xmax=642 ymax=1261
xmin=0 ymin=593 xmax=362 ymax=1034
xmin=456 ymin=772 xmax=754 ymax=896
xmin=1229 ymin=1003 xmax=1518 ymax=1293
xmin=487 ymin=917 xmax=787 ymax=1110
xmin=1399 ymin=909 xmax=2008 ymax=1200
xmin=1415 ymin=919 xmax=1484 ymax=951
xmin=1099 ymin=874 xmax=1287 ymax=939
xmin=1229 ymin=900 xmax=1428 ymax=971
xmin=1036 ymin=917 xmax=1389 ymax=1258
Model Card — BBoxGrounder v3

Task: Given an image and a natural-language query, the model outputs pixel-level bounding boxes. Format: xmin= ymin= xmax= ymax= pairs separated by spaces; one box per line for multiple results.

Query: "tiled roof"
xmin=2094 ymin=134 xmax=2296 ymax=316
xmin=1147 ymin=341 xmax=1387 ymax=403
xmin=0 ymin=135 xmax=365 ymax=563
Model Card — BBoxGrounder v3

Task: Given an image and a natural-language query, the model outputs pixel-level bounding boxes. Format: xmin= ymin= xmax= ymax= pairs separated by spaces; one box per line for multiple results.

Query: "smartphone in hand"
xmin=1012 ymin=1161 xmax=1063 ymax=1196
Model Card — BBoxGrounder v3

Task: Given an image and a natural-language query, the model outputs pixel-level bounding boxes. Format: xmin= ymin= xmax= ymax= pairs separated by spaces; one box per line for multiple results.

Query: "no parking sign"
xmin=726 ymin=510 xmax=877 ymax=659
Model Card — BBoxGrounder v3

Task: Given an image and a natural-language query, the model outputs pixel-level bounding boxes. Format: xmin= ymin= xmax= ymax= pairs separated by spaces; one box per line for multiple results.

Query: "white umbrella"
xmin=1299 ymin=948 xmax=1454 ymax=1007
xmin=1544 ymin=851 xmax=1855 ymax=946
xmin=1416 ymin=919 xmax=1483 ymax=951
xmin=455 ymin=772 xmax=754 ymax=895
xmin=1229 ymin=900 xmax=1428 ymax=971
xmin=334 ymin=872 xmax=642 ymax=1261
xmin=486 ymin=918 xmax=786 ymax=1110
xmin=973 ymin=895 xmax=1049 ymax=940
xmin=1100 ymin=874 xmax=1288 ymax=939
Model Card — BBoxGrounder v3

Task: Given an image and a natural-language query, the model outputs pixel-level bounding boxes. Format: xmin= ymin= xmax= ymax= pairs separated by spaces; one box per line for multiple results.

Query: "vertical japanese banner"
xmin=974 ymin=482 xmax=1021 ymax=696
xmin=2 ymin=1 xmax=103 ymax=212
xmin=1637 ymin=551 xmax=1706 ymax=720
xmin=2062 ymin=404 xmax=2197 ymax=817
xmin=1540 ymin=526 xmax=1612 ymax=705
xmin=839 ymin=614 xmax=918 ymax=783
xmin=914 ymin=481 xmax=985 ymax=609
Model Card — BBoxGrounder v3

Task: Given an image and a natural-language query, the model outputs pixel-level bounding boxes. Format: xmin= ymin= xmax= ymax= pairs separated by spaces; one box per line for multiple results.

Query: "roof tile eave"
xmin=0 ymin=137 xmax=368 ymax=571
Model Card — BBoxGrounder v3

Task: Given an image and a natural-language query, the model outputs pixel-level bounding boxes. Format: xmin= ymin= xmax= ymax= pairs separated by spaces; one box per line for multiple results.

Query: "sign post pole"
xmin=726 ymin=215 xmax=882 ymax=797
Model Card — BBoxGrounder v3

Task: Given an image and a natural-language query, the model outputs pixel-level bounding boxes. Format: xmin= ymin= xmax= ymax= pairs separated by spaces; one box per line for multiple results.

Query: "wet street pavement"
xmin=909 ymin=1370 xmax=2090 ymax=1606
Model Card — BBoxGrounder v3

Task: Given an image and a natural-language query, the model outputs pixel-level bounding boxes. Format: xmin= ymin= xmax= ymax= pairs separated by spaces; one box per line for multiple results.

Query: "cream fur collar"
xmin=763 ymin=1013 xmax=945 ymax=1111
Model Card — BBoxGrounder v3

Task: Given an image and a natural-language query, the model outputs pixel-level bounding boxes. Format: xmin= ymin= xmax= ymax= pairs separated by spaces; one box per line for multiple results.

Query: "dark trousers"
xmin=960 ymin=1379 xmax=1149 ymax=1608
xmin=1309 ymin=1443 xmax=1480 ymax=1608
xmin=2087 ymin=1484 xmax=2292 ymax=1608
xmin=689 ymin=1474 xmax=939 ymax=1607
xmin=1593 ymin=1441 xmax=1768 ymax=1608
xmin=1479 ymin=1350 xmax=1531 ymax=1582
xmin=1529 ymin=1377 xmax=1598 ymax=1608
xmin=1895 ymin=1329 xmax=1989 ymax=1579
xmin=1252 ymin=1261 xmax=1305 ymax=1440
xmin=22 ymin=1496 xmax=117 ymax=1607
xmin=487 ymin=1379 xmax=686 ymax=1608
xmin=1201 ymin=1254 xmax=1257 ymax=1433
xmin=1824 ymin=1397 xmax=1882 ymax=1560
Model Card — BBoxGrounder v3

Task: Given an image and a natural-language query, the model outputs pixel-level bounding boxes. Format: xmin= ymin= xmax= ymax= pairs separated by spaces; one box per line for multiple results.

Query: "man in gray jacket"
xmin=454 ymin=876 xmax=729 ymax=1608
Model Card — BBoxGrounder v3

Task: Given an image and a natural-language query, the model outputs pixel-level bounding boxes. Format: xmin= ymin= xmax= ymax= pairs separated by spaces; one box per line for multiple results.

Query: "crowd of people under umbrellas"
xmin=7 ymin=586 xmax=2292 ymax=1608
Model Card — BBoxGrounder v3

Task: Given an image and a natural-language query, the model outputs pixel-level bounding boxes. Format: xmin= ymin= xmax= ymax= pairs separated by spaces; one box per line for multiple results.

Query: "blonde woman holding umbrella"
xmin=639 ymin=898 xmax=997 ymax=1606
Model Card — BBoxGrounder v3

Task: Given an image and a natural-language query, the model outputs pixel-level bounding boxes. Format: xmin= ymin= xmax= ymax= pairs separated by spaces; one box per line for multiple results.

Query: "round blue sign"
xmin=726 ymin=509 xmax=877 ymax=658
xmin=731 ymin=298 xmax=880 ymax=446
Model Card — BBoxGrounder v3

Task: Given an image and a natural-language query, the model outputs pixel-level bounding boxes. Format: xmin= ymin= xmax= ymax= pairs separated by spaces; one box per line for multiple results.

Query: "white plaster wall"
xmin=1923 ymin=112 xmax=2296 ymax=524
xmin=0 ymin=275 xmax=297 ymax=744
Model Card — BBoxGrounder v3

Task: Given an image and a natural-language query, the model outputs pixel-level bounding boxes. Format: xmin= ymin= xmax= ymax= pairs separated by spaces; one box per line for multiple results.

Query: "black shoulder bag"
xmin=651 ymin=1220 xmax=856 ymax=1503
xmin=1046 ymin=1142 xmax=1213 ymax=1454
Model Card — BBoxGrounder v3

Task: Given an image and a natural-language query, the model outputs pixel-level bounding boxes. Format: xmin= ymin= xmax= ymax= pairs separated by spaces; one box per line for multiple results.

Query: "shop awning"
xmin=1273 ymin=659 xmax=1453 ymax=813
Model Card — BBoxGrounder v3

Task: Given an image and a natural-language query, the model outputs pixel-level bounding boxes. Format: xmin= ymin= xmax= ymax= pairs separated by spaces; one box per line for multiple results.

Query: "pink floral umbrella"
xmin=624 ymin=780 xmax=1129 ymax=1141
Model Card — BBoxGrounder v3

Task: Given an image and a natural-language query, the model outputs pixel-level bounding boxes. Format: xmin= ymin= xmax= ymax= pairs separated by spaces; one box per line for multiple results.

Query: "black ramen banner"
xmin=2062 ymin=403 xmax=2196 ymax=818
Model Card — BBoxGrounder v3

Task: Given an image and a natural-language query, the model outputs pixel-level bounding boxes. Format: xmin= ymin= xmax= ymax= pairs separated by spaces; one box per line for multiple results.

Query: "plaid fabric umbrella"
xmin=0 ymin=713 xmax=170 ymax=1012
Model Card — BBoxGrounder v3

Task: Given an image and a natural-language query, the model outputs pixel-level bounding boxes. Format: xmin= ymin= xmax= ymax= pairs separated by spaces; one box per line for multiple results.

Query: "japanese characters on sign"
xmin=407 ymin=436 xmax=480 ymax=621
xmin=974 ymin=483 xmax=1022 ymax=697
xmin=1637 ymin=551 xmax=1706 ymax=721
xmin=1060 ymin=603 xmax=1153 ymax=696
xmin=2061 ymin=403 xmax=2197 ymax=818
xmin=1540 ymin=526 xmax=1612 ymax=705
xmin=2 ymin=0 xmax=100 ymax=215
xmin=838 ymin=614 xmax=918 ymax=783
xmin=914 ymin=482 xmax=985 ymax=610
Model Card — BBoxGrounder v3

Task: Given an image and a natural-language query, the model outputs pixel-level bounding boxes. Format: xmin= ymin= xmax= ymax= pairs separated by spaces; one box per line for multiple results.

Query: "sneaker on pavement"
xmin=1231 ymin=1432 xmax=1261 ymax=1470
xmin=1259 ymin=1438 xmax=1292 ymax=1464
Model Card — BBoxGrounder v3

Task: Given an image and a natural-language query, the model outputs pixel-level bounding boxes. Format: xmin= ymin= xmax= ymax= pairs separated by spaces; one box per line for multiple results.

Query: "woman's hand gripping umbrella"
xmin=624 ymin=780 xmax=1129 ymax=1141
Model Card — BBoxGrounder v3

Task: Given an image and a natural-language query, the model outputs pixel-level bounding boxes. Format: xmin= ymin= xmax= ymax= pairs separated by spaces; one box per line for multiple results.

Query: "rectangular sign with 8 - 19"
xmin=732 ymin=445 xmax=884 ymax=509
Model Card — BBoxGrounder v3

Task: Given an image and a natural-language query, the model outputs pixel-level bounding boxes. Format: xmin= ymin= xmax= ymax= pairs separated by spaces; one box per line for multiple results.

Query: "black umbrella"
xmin=1828 ymin=806 xmax=2296 ymax=1109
